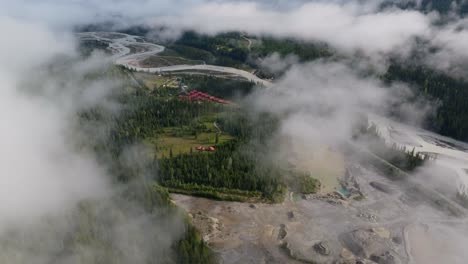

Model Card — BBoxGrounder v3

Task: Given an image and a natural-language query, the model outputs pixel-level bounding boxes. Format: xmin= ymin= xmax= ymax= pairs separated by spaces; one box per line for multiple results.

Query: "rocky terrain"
xmin=172 ymin=160 xmax=468 ymax=264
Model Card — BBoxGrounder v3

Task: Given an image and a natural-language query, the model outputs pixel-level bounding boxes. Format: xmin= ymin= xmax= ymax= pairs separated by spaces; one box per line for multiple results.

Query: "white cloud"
xmin=0 ymin=1 xmax=468 ymax=262
xmin=425 ymin=18 xmax=468 ymax=76
xmin=0 ymin=1 xmax=433 ymax=55
xmin=0 ymin=14 xmax=185 ymax=263
xmin=0 ymin=17 xmax=109 ymax=228
xmin=151 ymin=1 xmax=431 ymax=55
xmin=249 ymin=60 xmax=427 ymax=147
xmin=1 ymin=0 xmax=467 ymax=72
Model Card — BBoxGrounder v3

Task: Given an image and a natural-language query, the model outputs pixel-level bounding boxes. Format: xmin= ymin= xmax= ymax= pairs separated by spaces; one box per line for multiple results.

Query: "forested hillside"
xmin=383 ymin=63 xmax=468 ymax=141
xmin=382 ymin=0 xmax=468 ymax=15
xmin=83 ymin=66 xmax=289 ymax=204
xmin=161 ymin=31 xmax=331 ymax=70
xmin=76 ymin=66 xmax=217 ymax=264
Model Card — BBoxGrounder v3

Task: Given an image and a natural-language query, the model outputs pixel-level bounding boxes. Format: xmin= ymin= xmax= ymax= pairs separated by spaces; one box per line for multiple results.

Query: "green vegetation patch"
xmin=159 ymin=138 xmax=287 ymax=204
xmin=251 ymin=37 xmax=332 ymax=62
xmin=150 ymin=128 xmax=234 ymax=159
xmin=177 ymin=224 xmax=217 ymax=264
xmin=146 ymin=110 xmax=234 ymax=159
xmin=75 ymin=66 xmax=218 ymax=263
xmin=383 ymin=63 xmax=468 ymax=141
xmin=133 ymin=72 xmax=180 ymax=90
xmin=90 ymin=70 xmax=285 ymax=203
xmin=285 ymin=170 xmax=321 ymax=195
xmin=299 ymin=174 xmax=321 ymax=194
xmin=170 ymin=31 xmax=251 ymax=69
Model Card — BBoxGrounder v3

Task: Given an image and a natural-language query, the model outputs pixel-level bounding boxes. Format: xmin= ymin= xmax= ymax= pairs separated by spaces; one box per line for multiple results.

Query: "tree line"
xmin=159 ymin=140 xmax=286 ymax=203
xmin=74 ymin=67 xmax=217 ymax=263
xmin=384 ymin=63 xmax=468 ymax=142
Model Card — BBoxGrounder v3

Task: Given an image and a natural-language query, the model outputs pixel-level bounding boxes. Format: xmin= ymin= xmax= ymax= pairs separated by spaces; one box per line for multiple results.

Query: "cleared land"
xmin=297 ymin=148 xmax=345 ymax=194
xmin=133 ymin=72 xmax=179 ymax=89
xmin=140 ymin=55 xmax=204 ymax=68
xmin=279 ymin=136 xmax=345 ymax=194
xmin=149 ymin=127 xmax=233 ymax=159
xmin=172 ymin=158 xmax=468 ymax=264
xmin=146 ymin=111 xmax=234 ymax=159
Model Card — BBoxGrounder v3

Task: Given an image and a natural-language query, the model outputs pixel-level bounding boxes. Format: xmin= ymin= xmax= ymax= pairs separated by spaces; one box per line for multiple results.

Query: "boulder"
xmin=278 ymin=224 xmax=287 ymax=240
xmin=313 ymin=241 xmax=330 ymax=256
xmin=370 ymin=251 xmax=399 ymax=264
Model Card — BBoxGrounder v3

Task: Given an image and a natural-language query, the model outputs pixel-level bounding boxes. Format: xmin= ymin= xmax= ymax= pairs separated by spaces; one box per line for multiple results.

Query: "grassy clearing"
xmin=150 ymin=130 xmax=233 ymax=159
xmin=133 ymin=72 xmax=180 ymax=89
xmin=148 ymin=112 xmax=234 ymax=159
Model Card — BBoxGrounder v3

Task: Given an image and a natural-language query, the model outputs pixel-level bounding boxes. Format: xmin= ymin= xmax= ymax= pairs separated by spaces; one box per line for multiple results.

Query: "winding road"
xmin=77 ymin=32 xmax=271 ymax=86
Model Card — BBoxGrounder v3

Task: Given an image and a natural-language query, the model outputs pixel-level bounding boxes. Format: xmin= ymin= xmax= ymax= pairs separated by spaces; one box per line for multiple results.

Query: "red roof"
xmin=179 ymin=90 xmax=231 ymax=105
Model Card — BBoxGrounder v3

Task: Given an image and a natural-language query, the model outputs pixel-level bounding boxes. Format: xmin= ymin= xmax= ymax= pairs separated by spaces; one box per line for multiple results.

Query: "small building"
xmin=178 ymin=90 xmax=232 ymax=105
xmin=195 ymin=146 xmax=216 ymax=152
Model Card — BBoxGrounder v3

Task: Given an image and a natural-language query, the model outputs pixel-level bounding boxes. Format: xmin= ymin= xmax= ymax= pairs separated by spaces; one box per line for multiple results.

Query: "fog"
xmin=1 ymin=0 xmax=468 ymax=263
xmin=0 ymin=15 xmax=184 ymax=264
xmin=243 ymin=57 xmax=468 ymax=264
xmin=2 ymin=0 xmax=467 ymax=74
xmin=0 ymin=17 xmax=98 ymax=228
xmin=247 ymin=59 xmax=433 ymax=161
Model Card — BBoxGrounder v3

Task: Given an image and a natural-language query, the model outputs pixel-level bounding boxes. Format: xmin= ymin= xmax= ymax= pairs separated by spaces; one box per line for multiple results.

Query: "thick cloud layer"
xmin=0 ymin=17 xmax=110 ymax=228
xmin=426 ymin=17 xmax=468 ymax=75
xmin=1 ymin=0 xmax=468 ymax=263
xmin=2 ymin=0 xmax=429 ymax=54
xmin=154 ymin=1 xmax=431 ymax=54
xmin=2 ymin=0 xmax=467 ymax=74
xmin=0 ymin=14 xmax=184 ymax=263
xmin=250 ymin=60 xmax=430 ymax=148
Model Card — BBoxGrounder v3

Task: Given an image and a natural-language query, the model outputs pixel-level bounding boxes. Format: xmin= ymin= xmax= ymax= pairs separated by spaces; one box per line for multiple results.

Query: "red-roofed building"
xmin=178 ymin=90 xmax=232 ymax=105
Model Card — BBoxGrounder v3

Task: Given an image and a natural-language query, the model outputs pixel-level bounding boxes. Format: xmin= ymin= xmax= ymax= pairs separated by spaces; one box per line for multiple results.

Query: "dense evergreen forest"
xmin=124 ymin=30 xmax=468 ymax=143
xmin=159 ymin=140 xmax=285 ymax=202
xmin=164 ymin=31 xmax=331 ymax=70
xmin=382 ymin=0 xmax=468 ymax=15
xmin=82 ymin=67 xmax=287 ymax=203
xmin=179 ymin=75 xmax=257 ymax=99
xmin=77 ymin=67 xmax=217 ymax=264
xmin=119 ymin=95 xmax=285 ymax=201
xmin=170 ymin=32 xmax=468 ymax=144
xmin=383 ymin=63 xmax=468 ymax=141
xmin=250 ymin=37 xmax=332 ymax=62
xmin=169 ymin=31 xmax=249 ymax=67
